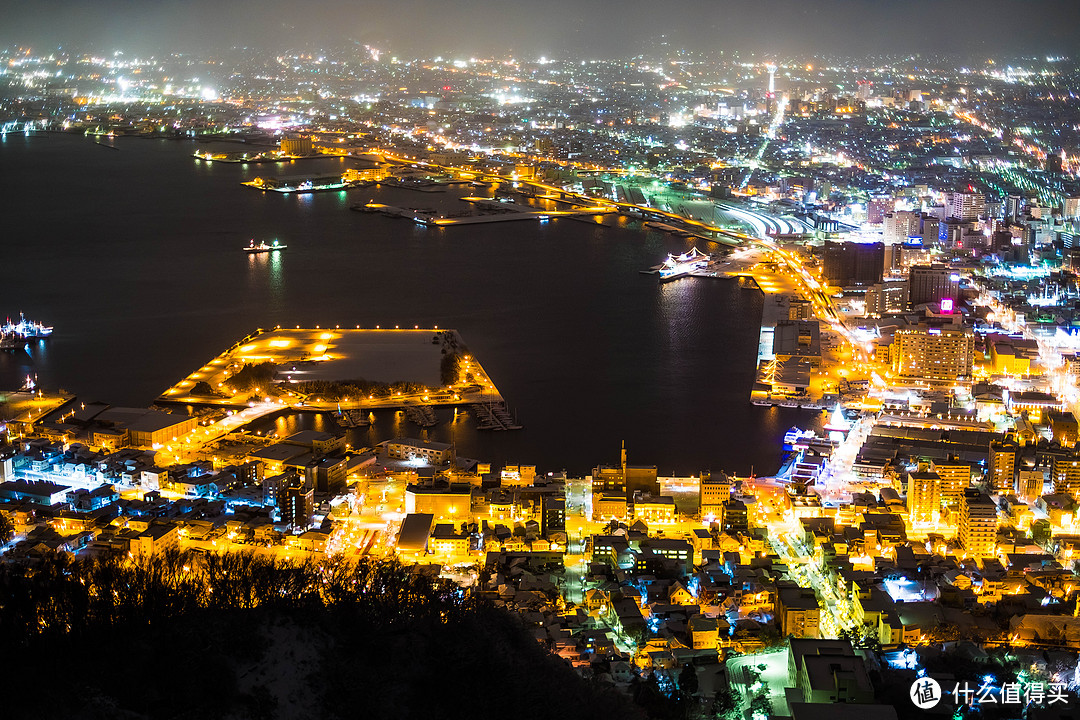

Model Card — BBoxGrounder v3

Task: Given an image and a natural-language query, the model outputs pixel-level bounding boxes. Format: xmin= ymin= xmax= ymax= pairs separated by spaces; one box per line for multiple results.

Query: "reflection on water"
xmin=246 ymin=250 xmax=286 ymax=314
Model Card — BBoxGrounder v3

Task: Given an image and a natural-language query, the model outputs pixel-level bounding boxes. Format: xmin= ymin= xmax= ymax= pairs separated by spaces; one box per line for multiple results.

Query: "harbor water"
xmin=0 ymin=133 xmax=822 ymax=475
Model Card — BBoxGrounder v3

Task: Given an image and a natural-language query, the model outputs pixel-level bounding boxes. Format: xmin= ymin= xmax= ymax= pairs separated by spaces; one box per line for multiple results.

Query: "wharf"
xmin=243 ymin=178 xmax=352 ymax=194
xmin=471 ymin=401 xmax=523 ymax=431
xmin=195 ymin=152 xmax=321 ymax=164
xmin=0 ymin=390 xmax=77 ymax=434
xmin=377 ymin=177 xmax=473 ymax=192
xmin=158 ymin=327 xmax=510 ymax=416
xmin=354 ymin=200 xmax=615 ymax=227
xmin=750 ymin=395 xmax=831 ymax=410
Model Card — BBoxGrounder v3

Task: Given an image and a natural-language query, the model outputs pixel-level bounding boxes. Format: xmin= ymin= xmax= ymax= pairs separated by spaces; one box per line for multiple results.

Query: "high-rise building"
xmin=907 ymin=471 xmax=941 ymax=524
xmin=1052 ymin=454 xmax=1080 ymax=501
xmin=1064 ymin=197 xmax=1080 ymax=220
xmin=908 ymin=265 xmax=960 ymax=307
xmin=864 ymin=280 xmax=908 ymax=316
xmin=946 ymin=191 xmax=986 ymax=221
xmin=893 ymin=327 xmax=975 ymax=381
xmin=867 ymin=198 xmax=893 ymax=225
xmin=1007 ymin=194 xmax=1024 ymax=222
xmin=959 ymin=489 xmax=998 ymax=558
xmin=823 ymin=241 xmax=885 ymax=287
xmin=987 ymin=439 xmax=1019 ymax=495
xmin=766 ymin=63 xmax=777 ymax=115
xmin=930 ymin=457 xmax=970 ymax=510
xmin=884 ymin=211 xmax=921 ymax=244
xmin=279 ymin=474 xmax=314 ymax=529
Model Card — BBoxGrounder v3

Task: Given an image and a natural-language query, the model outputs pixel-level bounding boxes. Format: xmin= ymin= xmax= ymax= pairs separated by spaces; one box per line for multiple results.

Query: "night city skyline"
xmin=5 ymin=2 xmax=1080 ymax=719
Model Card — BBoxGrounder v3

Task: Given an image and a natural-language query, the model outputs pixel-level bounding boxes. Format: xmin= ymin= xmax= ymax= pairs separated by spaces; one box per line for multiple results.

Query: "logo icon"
xmin=911 ymin=677 xmax=942 ymax=709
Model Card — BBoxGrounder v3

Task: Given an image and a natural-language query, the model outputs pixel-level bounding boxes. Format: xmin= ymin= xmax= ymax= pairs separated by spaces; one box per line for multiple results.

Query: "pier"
xmin=405 ymin=404 xmax=438 ymax=428
xmin=194 ymin=150 xmax=323 ymax=164
xmin=354 ymin=199 xmax=616 ymax=226
xmin=471 ymin=401 xmax=523 ymax=431
xmin=158 ymin=327 xmax=515 ymax=420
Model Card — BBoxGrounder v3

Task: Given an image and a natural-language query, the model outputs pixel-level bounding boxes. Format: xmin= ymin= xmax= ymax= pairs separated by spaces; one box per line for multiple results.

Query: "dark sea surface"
xmin=0 ymin=132 xmax=821 ymax=475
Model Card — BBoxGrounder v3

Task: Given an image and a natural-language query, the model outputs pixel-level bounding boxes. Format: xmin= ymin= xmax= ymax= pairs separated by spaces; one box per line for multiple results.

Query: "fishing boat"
xmin=2 ymin=313 xmax=52 ymax=338
xmin=245 ymin=239 xmax=287 ymax=253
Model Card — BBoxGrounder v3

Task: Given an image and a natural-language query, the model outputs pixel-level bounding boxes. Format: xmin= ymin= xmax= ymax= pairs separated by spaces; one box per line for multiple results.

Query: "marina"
xmin=335 ymin=407 xmax=371 ymax=428
xmin=405 ymin=404 xmax=439 ymax=428
xmin=471 ymin=401 xmax=523 ymax=431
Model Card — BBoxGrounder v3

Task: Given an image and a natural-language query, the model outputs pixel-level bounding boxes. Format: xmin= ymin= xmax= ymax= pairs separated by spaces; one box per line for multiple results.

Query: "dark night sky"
xmin=3 ymin=0 xmax=1080 ymax=58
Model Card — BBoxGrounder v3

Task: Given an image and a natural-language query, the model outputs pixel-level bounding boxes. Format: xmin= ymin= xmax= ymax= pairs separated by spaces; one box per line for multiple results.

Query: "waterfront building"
xmin=279 ymin=134 xmax=314 ymax=156
xmin=773 ymin=320 xmax=822 ymax=369
xmin=342 ymin=167 xmax=385 ymax=183
xmin=386 ymin=437 xmax=452 ymax=465
xmin=893 ymin=326 xmax=974 ymax=381
xmin=94 ymin=407 xmax=198 ymax=448
xmin=282 ymin=430 xmax=345 ymax=455
xmin=699 ymin=471 xmax=731 ymax=518
xmin=591 ymin=446 xmax=659 ymax=497
xmin=959 ymin=489 xmax=998 ymax=558
xmin=500 ymin=465 xmax=537 ymax=487
xmin=247 ymin=443 xmax=309 ymax=476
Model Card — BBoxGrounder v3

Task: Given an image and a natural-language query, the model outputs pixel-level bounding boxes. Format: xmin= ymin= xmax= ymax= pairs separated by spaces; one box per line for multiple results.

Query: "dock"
xmin=354 ymin=200 xmax=616 ymax=227
xmin=471 ymin=402 xmax=523 ymax=431
xmin=158 ymin=327 xmax=511 ymax=416
xmin=405 ymin=404 xmax=438 ymax=428
xmin=336 ymin=409 xmax=371 ymax=428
